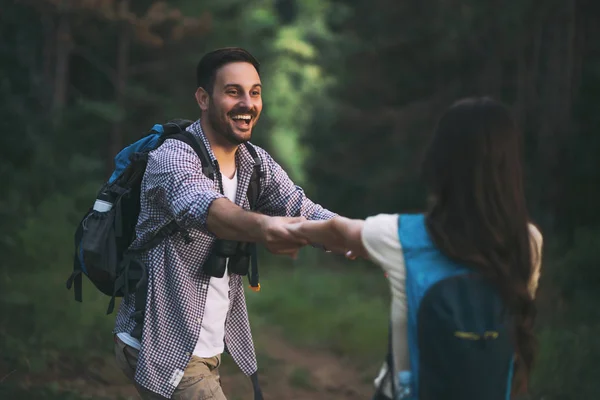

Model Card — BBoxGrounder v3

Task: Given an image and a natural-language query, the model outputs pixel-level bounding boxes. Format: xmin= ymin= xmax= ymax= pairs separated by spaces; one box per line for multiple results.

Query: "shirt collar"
xmin=187 ymin=119 xmax=257 ymax=173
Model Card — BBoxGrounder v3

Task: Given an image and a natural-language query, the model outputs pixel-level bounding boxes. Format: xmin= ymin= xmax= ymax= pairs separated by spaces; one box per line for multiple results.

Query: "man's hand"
xmin=258 ymin=216 xmax=309 ymax=258
xmin=206 ymin=198 xmax=309 ymax=258
xmin=286 ymin=217 xmax=369 ymax=260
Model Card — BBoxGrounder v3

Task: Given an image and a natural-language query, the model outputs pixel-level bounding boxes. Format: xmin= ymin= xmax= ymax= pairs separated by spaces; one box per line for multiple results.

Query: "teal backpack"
xmin=66 ymin=119 xmax=262 ymax=314
xmin=374 ymin=214 xmax=515 ymax=400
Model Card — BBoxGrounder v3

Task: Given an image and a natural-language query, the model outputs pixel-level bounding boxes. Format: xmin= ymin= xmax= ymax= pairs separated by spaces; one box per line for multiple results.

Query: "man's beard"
xmin=207 ymin=104 xmax=252 ymax=146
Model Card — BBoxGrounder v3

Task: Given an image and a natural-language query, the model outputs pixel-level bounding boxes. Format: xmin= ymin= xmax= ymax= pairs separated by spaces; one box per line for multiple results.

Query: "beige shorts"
xmin=114 ymin=335 xmax=226 ymax=400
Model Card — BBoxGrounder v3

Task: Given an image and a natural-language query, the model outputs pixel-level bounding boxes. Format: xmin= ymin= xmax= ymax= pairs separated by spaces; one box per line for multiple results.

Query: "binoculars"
xmin=203 ymin=239 xmax=252 ymax=278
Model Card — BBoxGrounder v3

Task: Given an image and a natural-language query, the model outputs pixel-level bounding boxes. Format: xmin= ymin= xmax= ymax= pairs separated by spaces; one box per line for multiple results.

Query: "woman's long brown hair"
xmin=422 ymin=97 xmax=539 ymax=395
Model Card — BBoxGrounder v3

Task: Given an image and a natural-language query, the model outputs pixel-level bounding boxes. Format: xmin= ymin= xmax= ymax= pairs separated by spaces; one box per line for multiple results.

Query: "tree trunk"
xmin=529 ymin=16 xmax=543 ymax=109
xmin=515 ymin=40 xmax=527 ymax=125
xmin=52 ymin=11 xmax=72 ymax=119
xmin=535 ymin=0 xmax=581 ymax=230
xmin=41 ymin=13 xmax=55 ymax=111
xmin=108 ymin=0 xmax=131 ymax=177
xmin=554 ymin=0 xmax=582 ymax=230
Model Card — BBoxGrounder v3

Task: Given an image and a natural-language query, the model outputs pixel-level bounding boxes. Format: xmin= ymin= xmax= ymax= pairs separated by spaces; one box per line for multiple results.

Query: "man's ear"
xmin=195 ymin=87 xmax=210 ymax=112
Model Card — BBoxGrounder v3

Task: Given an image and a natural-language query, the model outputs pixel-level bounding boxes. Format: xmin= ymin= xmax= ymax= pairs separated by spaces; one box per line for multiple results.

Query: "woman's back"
xmin=361 ymin=212 xmax=542 ymax=399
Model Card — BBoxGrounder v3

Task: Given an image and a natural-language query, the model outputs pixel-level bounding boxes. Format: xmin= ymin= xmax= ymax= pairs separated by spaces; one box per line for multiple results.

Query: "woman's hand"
xmin=286 ymin=217 xmax=369 ymax=260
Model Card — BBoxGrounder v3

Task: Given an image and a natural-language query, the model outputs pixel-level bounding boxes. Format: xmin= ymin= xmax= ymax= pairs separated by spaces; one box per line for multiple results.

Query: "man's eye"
xmin=227 ymin=90 xmax=238 ymax=95
xmin=252 ymin=91 xmax=261 ymax=96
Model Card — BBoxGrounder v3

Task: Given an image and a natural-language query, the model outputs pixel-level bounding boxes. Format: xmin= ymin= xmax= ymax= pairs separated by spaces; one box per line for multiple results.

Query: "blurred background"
xmin=1 ymin=0 xmax=599 ymax=399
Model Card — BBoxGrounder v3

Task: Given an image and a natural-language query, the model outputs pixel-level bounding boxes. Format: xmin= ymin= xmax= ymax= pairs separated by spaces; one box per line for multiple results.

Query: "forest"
xmin=1 ymin=0 xmax=599 ymax=399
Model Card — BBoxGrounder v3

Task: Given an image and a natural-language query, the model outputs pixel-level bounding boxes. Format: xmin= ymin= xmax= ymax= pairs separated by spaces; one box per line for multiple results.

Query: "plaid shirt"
xmin=113 ymin=120 xmax=335 ymax=398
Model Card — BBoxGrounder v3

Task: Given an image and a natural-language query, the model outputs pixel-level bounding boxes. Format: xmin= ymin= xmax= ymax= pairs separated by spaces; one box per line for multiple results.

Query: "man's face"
xmin=205 ymin=62 xmax=262 ymax=145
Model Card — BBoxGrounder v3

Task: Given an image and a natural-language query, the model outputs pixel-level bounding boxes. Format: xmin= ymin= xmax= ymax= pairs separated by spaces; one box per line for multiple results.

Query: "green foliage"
xmin=246 ymin=260 xmax=389 ymax=361
xmin=0 ymin=157 xmax=108 ymax=372
xmin=549 ymin=229 xmax=600 ymax=318
xmin=1 ymin=243 xmax=115 ymax=373
xmin=289 ymin=367 xmax=315 ymax=390
xmin=0 ymin=384 xmax=94 ymax=400
xmin=255 ymin=1 xmax=343 ymax=184
xmin=531 ymin=325 xmax=600 ymax=399
xmin=526 ymin=228 xmax=600 ymax=398
xmin=1 ymin=0 xmax=600 ymax=398
xmin=76 ymin=99 xmax=124 ymax=124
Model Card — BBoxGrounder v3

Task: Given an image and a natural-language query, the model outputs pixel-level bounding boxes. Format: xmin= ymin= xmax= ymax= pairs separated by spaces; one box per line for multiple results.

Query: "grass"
xmin=530 ymin=324 xmax=600 ymax=399
xmin=1 ymin=269 xmax=116 ymax=373
xmin=245 ymin=252 xmax=390 ymax=363
xmin=288 ymin=367 xmax=315 ymax=390
xmin=0 ymin=384 xmax=97 ymax=400
xmin=3 ymin=235 xmax=600 ymax=399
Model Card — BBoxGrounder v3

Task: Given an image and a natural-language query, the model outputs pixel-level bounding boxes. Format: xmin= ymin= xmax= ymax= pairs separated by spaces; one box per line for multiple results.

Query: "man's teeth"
xmin=231 ymin=115 xmax=252 ymax=120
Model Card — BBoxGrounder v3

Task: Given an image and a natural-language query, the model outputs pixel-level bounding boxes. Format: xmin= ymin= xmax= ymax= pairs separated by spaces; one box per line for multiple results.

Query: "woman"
xmin=288 ymin=97 xmax=543 ymax=399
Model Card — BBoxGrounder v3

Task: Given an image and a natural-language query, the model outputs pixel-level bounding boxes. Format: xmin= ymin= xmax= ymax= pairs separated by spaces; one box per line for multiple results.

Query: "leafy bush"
xmin=1 ymin=187 xmax=115 ymax=373
xmin=246 ymin=257 xmax=390 ymax=362
xmin=0 ymin=384 xmax=93 ymax=400
xmin=528 ymin=228 xmax=600 ymax=399
xmin=531 ymin=325 xmax=600 ymax=399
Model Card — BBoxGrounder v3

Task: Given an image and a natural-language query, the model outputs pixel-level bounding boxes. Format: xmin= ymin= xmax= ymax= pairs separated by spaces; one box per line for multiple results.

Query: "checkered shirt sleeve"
xmin=253 ymin=147 xmax=337 ymax=221
xmin=143 ymin=138 xmax=226 ymax=234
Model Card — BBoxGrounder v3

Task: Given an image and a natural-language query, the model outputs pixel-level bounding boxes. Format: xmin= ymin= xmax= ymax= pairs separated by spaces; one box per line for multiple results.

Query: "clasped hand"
xmin=259 ymin=216 xmax=367 ymax=260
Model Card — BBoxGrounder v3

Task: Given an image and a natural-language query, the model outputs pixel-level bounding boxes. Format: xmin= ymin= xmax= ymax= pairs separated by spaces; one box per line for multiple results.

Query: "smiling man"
xmin=112 ymin=47 xmax=337 ymax=400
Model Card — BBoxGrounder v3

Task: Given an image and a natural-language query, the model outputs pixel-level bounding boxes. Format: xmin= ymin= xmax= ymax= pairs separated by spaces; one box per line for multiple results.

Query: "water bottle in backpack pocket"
xmin=395 ymin=370 xmax=413 ymax=400
xmin=79 ymin=189 xmax=122 ymax=296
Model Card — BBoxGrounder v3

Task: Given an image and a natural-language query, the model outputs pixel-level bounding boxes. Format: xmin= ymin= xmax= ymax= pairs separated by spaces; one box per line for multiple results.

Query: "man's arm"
xmin=145 ymin=139 xmax=307 ymax=256
xmin=287 ymin=217 xmax=368 ymax=259
xmin=145 ymin=138 xmax=225 ymax=231
xmin=206 ymin=198 xmax=308 ymax=256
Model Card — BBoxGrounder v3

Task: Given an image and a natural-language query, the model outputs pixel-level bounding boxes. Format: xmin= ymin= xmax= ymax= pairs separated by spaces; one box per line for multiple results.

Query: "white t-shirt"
xmin=117 ymin=170 xmax=238 ymax=357
xmin=193 ymin=170 xmax=237 ymax=358
xmin=360 ymin=213 xmax=544 ymax=396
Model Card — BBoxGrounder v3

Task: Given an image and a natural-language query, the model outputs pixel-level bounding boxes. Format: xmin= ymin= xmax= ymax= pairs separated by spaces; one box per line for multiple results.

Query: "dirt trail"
xmin=18 ymin=329 xmax=377 ymax=400
xmin=221 ymin=329 xmax=376 ymax=400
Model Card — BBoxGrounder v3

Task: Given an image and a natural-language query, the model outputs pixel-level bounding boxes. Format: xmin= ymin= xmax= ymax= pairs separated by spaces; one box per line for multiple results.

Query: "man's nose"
xmin=238 ymin=93 xmax=256 ymax=109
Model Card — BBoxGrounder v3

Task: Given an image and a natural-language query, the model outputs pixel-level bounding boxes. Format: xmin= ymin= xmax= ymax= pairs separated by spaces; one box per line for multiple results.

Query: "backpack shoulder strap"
xmin=242 ymin=142 xmax=263 ymax=293
xmin=160 ymin=133 xmax=262 ymax=207
xmin=243 ymin=142 xmax=263 ymax=210
xmin=161 ymin=119 xmax=194 ymax=135
xmin=166 ymin=130 xmax=215 ymax=180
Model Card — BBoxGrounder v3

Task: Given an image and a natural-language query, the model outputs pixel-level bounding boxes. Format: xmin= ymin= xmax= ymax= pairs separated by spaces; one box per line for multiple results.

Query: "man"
xmin=112 ymin=47 xmax=336 ymax=399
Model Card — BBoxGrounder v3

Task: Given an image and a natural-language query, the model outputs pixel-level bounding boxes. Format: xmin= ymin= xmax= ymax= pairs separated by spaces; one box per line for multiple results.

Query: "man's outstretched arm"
xmin=207 ymin=198 xmax=308 ymax=257
xmin=144 ymin=139 xmax=307 ymax=257
xmin=287 ymin=217 xmax=369 ymax=259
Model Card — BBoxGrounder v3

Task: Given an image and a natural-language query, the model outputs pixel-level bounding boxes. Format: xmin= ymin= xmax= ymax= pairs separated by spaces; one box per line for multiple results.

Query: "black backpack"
xmin=66 ymin=119 xmax=263 ymax=314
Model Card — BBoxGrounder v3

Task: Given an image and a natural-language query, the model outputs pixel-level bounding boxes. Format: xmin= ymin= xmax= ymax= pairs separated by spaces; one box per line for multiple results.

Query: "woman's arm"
xmin=528 ymin=223 xmax=544 ymax=298
xmin=287 ymin=217 xmax=369 ymax=259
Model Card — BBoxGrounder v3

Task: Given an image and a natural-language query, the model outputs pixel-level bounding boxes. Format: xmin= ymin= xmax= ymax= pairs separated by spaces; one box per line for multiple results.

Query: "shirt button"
xmin=185 ymin=352 xmax=191 ymax=357
xmin=203 ymin=284 xmax=209 ymax=289
xmin=197 ymin=318 xmax=202 ymax=324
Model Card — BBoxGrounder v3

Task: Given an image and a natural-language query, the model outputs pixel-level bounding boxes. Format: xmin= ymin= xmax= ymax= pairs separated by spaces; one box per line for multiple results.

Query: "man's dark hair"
xmin=196 ymin=47 xmax=261 ymax=94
